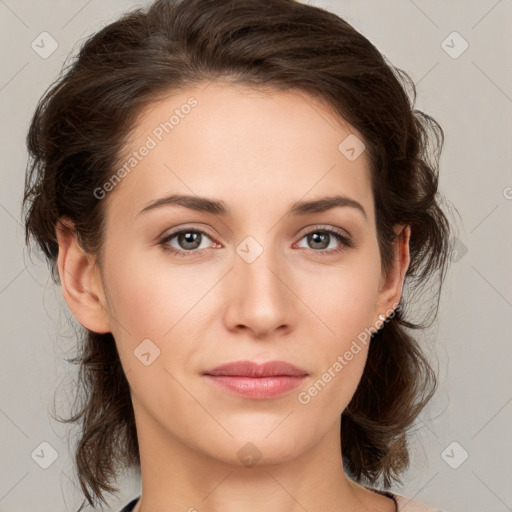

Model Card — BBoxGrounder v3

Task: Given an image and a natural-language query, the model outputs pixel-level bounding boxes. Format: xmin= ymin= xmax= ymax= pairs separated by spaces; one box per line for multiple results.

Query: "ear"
xmin=55 ymin=217 xmax=111 ymax=334
xmin=375 ymin=224 xmax=411 ymax=321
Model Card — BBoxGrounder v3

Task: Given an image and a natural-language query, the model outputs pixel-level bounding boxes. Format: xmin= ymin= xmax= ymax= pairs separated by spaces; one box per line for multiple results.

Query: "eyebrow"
xmin=137 ymin=193 xmax=367 ymax=220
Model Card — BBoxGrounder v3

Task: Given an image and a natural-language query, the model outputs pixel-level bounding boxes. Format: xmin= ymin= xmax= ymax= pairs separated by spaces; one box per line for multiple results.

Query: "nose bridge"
xmin=238 ymin=237 xmax=279 ymax=288
xmin=223 ymin=231 xmax=294 ymax=335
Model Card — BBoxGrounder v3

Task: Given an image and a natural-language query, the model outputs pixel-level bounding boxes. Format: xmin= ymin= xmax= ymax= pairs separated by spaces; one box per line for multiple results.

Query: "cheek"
xmin=101 ymin=251 xmax=203 ymax=407
xmin=101 ymin=245 xmax=221 ymax=381
xmin=296 ymin=251 xmax=382 ymax=340
xmin=292 ymin=250 xmax=381 ymax=409
xmin=102 ymin=245 xmax=201 ymax=336
xmin=294 ymin=287 xmax=373 ymax=436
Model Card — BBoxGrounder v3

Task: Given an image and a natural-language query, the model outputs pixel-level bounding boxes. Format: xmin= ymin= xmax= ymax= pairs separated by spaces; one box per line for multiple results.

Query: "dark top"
xmin=120 ymin=496 xmax=139 ymax=511
xmin=118 ymin=488 xmax=398 ymax=511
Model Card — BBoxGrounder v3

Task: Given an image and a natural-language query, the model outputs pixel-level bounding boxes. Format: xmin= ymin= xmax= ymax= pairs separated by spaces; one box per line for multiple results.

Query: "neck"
xmin=130 ymin=410 xmax=395 ymax=512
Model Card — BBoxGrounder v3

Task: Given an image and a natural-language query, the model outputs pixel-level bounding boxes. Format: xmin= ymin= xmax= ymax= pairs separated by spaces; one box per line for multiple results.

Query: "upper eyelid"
xmin=296 ymin=224 xmax=352 ymax=238
xmin=161 ymin=225 xmax=217 ymax=243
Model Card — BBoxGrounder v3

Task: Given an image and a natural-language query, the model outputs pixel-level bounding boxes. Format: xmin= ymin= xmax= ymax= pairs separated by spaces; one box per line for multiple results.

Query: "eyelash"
xmin=158 ymin=225 xmax=355 ymax=258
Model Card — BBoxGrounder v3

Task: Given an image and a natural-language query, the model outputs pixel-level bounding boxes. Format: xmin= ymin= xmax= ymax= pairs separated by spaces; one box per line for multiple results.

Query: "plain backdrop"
xmin=1 ymin=1 xmax=511 ymax=511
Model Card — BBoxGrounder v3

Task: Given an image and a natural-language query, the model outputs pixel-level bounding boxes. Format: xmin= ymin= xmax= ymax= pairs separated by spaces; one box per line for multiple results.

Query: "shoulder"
xmin=394 ymin=493 xmax=443 ymax=511
xmin=118 ymin=493 xmax=445 ymax=512
xmin=359 ymin=484 xmax=443 ymax=512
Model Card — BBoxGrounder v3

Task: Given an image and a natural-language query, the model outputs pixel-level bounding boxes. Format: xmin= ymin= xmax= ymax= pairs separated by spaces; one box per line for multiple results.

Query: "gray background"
xmin=1 ymin=1 xmax=511 ymax=511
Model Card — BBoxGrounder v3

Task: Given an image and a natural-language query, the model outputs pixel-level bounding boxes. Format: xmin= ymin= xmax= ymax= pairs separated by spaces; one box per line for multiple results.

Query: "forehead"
xmin=104 ymin=82 xmax=374 ymax=227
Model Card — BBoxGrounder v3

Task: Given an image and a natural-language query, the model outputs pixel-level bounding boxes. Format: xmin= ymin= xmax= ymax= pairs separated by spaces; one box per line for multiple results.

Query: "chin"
xmin=193 ymin=428 xmax=312 ymax=468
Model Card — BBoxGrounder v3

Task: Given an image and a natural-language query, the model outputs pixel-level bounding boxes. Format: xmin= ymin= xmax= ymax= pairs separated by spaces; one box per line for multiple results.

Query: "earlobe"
xmin=376 ymin=224 xmax=411 ymax=318
xmin=55 ymin=217 xmax=111 ymax=334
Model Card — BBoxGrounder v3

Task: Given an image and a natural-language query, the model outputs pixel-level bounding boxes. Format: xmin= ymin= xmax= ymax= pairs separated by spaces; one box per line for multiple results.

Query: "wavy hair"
xmin=22 ymin=0 xmax=452 ymax=509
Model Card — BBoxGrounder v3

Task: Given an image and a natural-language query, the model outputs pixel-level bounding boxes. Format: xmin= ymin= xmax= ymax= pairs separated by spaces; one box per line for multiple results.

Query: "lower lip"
xmin=204 ymin=375 xmax=307 ymax=399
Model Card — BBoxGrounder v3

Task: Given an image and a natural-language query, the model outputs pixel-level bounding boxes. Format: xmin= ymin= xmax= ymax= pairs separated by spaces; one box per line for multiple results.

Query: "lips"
xmin=203 ymin=360 xmax=308 ymax=399
xmin=203 ymin=360 xmax=308 ymax=377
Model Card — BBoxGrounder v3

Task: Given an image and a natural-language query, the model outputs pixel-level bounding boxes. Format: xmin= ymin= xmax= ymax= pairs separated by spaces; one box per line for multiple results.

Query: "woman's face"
xmin=66 ymin=82 xmax=408 ymax=467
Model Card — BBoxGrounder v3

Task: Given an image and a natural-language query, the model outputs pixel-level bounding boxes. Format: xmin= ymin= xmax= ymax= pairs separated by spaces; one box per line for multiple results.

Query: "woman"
xmin=22 ymin=0 xmax=452 ymax=511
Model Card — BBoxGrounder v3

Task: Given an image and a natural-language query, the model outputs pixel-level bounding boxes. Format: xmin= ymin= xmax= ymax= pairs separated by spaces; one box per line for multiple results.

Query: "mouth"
xmin=202 ymin=360 xmax=308 ymax=399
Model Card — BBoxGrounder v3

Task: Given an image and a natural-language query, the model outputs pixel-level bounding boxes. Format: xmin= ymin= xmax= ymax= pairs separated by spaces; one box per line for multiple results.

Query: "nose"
xmin=222 ymin=244 xmax=295 ymax=339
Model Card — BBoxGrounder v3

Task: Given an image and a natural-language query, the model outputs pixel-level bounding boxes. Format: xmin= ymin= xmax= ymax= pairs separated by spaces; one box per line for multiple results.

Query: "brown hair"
xmin=22 ymin=0 xmax=452 ymax=509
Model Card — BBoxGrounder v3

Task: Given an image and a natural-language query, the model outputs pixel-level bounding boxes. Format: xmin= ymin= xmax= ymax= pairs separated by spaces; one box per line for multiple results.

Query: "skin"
xmin=56 ymin=81 xmax=410 ymax=512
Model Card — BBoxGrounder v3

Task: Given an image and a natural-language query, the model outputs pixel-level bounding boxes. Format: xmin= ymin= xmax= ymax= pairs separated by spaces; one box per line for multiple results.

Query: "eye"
xmin=158 ymin=225 xmax=354 ymax=258
xmin=295 ymin=227 xmax=354 ymax=255
xmin=159 ymin=228 xmax=219 ymax=257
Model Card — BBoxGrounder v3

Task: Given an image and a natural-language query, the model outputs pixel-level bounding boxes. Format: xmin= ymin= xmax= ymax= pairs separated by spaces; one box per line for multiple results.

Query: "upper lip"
xmin=203 ymin=360 xmax=308 ymax=377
